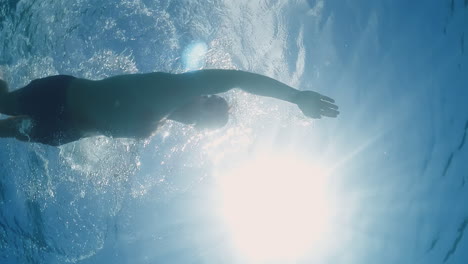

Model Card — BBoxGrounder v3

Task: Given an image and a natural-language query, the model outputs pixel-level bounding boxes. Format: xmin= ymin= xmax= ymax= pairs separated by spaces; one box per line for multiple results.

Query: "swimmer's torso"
xmin=67 ymin=72 xmax=190 ymax=138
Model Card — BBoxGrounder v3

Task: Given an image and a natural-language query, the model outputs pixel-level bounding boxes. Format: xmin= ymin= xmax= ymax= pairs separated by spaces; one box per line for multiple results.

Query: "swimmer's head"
xmin=170 ymin=95 xmax=229 ymax=130
xmin=194 ymin=95 xmax=229 ymax=129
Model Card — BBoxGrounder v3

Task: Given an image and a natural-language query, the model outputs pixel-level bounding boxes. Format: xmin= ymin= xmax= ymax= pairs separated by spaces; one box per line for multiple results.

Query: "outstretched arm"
xmin=181 ymin=69 xmax=339 ymax=118
xmin=181 ymin=69 xmax=297 ymax=101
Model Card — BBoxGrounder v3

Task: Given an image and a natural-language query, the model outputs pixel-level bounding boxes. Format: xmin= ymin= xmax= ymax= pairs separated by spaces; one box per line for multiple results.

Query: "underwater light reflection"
xmin=182 ymin=41 xmax=208 ymax=71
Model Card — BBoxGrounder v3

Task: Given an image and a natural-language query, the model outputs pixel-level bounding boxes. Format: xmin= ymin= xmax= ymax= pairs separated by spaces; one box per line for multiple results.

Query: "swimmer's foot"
xmin=0 ymin=79 xmax=7 ymax=114
xmin=0 ymin=79 xmax=15 ymax=115
xmin=0 ymin=79 xmax=7 ymax=94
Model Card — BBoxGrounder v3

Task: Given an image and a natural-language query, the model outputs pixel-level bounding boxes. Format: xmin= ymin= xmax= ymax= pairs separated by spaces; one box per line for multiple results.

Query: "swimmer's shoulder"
xmin=69 ymin=77 xmax=98 ymax=91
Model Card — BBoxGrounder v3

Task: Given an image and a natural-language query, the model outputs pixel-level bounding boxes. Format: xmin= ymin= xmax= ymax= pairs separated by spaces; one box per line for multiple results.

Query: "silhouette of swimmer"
xmin=0 ymin=70 xmax=339 ymax=146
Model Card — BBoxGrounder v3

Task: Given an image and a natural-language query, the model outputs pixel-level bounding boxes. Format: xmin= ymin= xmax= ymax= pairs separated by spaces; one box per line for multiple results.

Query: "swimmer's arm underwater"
xmin=179 ymin=69 xmax=339 ymax=119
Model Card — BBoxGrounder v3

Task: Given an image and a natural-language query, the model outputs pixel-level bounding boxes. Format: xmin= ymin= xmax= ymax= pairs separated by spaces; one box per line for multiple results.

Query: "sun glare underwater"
xmin=214 ymin=150 xmax=337 ymax=262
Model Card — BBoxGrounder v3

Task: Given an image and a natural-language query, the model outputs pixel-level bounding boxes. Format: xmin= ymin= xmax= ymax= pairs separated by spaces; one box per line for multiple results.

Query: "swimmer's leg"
xmin=0 ymin=116 xmax=32 ymax=142
xmin=0 ymin=79 xmax=18 ymax=115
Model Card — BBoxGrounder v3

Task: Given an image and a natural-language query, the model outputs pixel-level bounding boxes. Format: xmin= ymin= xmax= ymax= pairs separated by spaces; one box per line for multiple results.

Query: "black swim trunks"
xmin=10 ymin=75 xmax=81 ymax=146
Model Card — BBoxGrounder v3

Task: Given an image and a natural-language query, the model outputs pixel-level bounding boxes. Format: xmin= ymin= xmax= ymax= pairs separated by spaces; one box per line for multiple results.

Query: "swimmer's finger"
xmin=321 ymin=100 xmax=339 ymax=110
xmin=320 ymin=95 xmax=335 ymax=103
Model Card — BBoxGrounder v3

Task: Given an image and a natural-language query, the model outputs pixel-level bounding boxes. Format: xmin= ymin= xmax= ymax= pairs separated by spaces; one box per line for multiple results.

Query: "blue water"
xmin=1 ymin=0 xmax=467 ymax=263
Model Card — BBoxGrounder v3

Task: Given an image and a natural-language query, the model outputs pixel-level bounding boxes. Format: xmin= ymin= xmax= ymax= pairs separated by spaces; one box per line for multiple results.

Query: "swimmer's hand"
xmin=293 ymin=90 xmax=339 ymax=119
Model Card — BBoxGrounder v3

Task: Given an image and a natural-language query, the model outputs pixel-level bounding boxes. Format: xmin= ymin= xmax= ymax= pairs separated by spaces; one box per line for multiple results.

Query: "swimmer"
xmin=0 ymin=70 xmax=339 ymax=146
